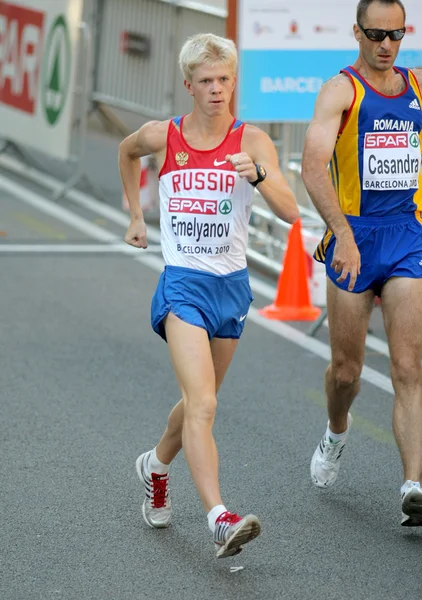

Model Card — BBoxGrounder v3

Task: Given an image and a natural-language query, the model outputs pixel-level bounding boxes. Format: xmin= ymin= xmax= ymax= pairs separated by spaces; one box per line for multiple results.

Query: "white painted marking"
xmin=0 ymin=153 xmax=163 ymax=243
xmin=0 ymin=243 xmax=161 ymax=253
xmin=248 ymin=308 xmax=394 ymax=394
xmin=248 ymin=273 xmax=390 ymax=358
xmin=0 ymin=176 xmax=118 ymax=242
xmin=0 ymin=174 xmax=393 ymax=395
xmin=360 ymin=331 xmax=390 ymax=357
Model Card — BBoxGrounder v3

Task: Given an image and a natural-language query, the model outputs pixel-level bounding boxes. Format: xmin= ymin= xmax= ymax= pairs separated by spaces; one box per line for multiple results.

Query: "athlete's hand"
xmin=124 ymin=219 xmax=148 ymax=249
xmin=225 ymin=153 xmax=257 ymax=182
xmin=331 ymin=236 xmax=361 ymax=291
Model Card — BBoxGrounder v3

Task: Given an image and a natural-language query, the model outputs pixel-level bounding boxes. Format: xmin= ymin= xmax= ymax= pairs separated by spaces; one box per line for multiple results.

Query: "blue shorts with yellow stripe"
xmin=314 ymin=213 xmax=422 ymax=295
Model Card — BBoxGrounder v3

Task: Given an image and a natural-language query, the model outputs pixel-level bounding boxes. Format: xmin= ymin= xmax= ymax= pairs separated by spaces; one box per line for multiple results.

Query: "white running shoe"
xmin=310 ymin=414 xmax=352 ymax=488
xmin=135 ymin=451 xmax=172 ymax=528
xmin=401 ymin=481 xmax=422 ymax=527
xmin=213 ymin=511 xmax=261 ymax=559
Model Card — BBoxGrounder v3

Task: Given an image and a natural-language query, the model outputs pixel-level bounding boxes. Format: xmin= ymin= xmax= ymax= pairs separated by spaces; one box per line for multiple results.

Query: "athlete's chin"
xmin=375 ymin=56 xmax=395 ymax=70
xmin=207 ymin=102 xmax=226 ymax=115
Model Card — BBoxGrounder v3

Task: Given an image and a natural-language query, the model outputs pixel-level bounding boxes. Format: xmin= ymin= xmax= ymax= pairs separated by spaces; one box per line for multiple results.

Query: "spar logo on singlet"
xmin=168 ymin=196 xmax=233 ymax=254
xmin=363 ymin=131 xmax=421 ymax=190
xmin=169 ymin=198 xmax=217 ymax=215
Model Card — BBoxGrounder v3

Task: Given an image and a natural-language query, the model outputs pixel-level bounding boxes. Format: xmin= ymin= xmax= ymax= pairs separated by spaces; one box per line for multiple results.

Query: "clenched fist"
xmin=225 ymin=153 xmax=257 ymax=183
xmin=124 ymin=219 xmax=148 ymax=249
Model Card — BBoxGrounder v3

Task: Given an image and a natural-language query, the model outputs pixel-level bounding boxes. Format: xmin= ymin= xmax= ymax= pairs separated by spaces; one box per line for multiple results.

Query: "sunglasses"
xmin=358 ymin=23 xmax=406 ymax=42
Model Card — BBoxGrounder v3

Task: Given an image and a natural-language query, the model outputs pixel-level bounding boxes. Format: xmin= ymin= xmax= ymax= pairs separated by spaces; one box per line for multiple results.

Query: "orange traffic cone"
xmin=259 ymin=219 xmax=321 ymax=321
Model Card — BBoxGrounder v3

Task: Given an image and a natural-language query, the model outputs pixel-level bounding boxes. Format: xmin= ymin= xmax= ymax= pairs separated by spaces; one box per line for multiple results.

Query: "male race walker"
xmin=302 ymin=0 xmax=422 ymax=526
xmin=119 ymin=33 xmax=299 ymax=556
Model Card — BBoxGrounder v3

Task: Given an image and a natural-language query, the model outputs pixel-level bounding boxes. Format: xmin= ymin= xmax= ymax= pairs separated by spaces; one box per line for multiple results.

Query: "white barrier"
xmin=0 ymin=0 xmax=82 ymax=160
xmin=122 ymin=156 xmax=159 ymax=214
xmin=302 ymin=231 xmax=327 ymax=307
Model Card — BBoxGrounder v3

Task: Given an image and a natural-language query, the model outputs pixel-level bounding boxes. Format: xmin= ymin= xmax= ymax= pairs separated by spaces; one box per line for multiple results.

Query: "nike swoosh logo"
xmin=214 ymin=159 xmax=227 ymax=166
xmin=239 ymin=314 xmax=247 ymax=322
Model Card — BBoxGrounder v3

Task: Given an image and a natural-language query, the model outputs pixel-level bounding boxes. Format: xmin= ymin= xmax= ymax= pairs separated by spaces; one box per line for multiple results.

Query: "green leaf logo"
xmin=42 ymin=15 xmax=71 ymax=126
xmin=219 ymin=199 xmax=232 ymax=215
xmin=410 ymin=132 xmax=419 ymax=148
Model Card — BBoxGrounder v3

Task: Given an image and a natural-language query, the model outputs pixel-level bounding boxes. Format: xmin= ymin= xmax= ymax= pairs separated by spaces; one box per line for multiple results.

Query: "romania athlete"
xmin=302 ymin=0 xmax=422 ymax=526
xmin=119 ymin=33 xmax=298 ymax=557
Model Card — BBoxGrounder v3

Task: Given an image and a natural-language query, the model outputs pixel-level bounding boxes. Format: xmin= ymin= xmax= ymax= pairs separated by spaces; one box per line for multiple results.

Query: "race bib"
xmin=363 ymin=131 xmax=421 ymax=191
xmin=168 ymin=197 xmax=234 ymax=256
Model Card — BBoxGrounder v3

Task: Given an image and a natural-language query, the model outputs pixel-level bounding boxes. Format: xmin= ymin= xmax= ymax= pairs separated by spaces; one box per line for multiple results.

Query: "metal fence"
xmin=92 ymin=0 xmax=225 ymax=120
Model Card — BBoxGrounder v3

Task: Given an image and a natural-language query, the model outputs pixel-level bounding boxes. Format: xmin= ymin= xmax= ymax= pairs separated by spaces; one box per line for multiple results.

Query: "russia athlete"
xmin=302 ymin=0 xmax=422 ymax=526
xmin=119 ymin=33 xmax=298 ymax=557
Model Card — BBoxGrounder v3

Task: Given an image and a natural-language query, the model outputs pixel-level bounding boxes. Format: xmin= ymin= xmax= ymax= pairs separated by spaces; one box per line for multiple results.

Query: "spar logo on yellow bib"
xmin=363 ymin=131 xmax=420 ymax=191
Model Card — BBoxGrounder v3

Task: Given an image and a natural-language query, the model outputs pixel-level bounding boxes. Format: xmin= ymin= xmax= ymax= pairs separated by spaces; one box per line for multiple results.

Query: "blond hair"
xmin=179 ymin=33 xmax=237 ymax=81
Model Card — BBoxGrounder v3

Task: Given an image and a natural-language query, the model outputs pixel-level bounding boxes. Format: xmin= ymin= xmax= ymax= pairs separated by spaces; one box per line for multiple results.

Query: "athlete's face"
xmin=354 ymin=2 xmax=405 ymax=71
xmin=185 ymin=63 xmax=236 ymax=115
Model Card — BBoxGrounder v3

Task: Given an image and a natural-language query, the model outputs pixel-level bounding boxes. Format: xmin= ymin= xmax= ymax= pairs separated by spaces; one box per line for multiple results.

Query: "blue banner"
xmin=238 ymin=50 xmax=422 ymax=122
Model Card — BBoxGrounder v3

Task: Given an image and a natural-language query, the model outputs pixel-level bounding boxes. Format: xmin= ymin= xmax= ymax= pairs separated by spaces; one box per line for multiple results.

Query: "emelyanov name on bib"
xmin=171 ymin=216 xmax=231 ymax=243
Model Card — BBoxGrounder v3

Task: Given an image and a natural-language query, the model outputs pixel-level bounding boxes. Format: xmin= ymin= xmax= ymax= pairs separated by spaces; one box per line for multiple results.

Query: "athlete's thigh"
xmin=210 ymin=337 xmax=239 ymax=392
xmin=381 ymin=277 xmax=422 ymax=361
xmin=164 ymin=312 xmax=215 ymax=398
xmin=327 ymin=278 xmax=374 ymax=364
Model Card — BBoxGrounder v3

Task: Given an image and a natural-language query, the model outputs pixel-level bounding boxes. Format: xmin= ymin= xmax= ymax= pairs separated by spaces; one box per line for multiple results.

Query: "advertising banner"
xmin=0 ymin=0 xmax=83 ymax=159
xmin=238 ymin=0 xmax=422 ymax=122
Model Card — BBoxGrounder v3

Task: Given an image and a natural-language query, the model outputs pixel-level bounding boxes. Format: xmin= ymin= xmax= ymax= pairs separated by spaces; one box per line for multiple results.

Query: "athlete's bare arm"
xmin=226 ymin=126 xmax=298 ymax=223
xmin=302 ymin=75 xmax=353 ymax=234
xmin=119 ymin=120 xmax=168 ymax=220
xmin=302 ymin=74 xmax=361 ymax=291
xmin=119 ymin=120 xmax=168 ymax=248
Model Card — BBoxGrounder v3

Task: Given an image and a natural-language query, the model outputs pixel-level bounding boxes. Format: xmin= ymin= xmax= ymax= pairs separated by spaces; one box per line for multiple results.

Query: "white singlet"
xmin=158 ymin=116 xmax=254 ymax=275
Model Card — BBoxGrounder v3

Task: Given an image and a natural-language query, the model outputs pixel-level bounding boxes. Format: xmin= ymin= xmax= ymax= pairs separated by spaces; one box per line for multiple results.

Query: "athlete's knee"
xmin=390 ymin=354 xmax=422 ymax=389
xmin=329 ymin=358 xmax=362 ymax=389
xmin=184 ymin=393 xmax=217 ymax=424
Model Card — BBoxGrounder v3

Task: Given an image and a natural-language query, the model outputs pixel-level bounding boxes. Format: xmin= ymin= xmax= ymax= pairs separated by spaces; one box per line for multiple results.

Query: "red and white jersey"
xmin=158 ymin=116 xmax=254 ymax=274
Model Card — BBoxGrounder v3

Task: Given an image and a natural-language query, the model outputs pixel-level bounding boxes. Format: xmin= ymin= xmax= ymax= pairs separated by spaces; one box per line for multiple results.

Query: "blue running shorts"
xmin=321 ymin=213 xmax=422 ymax=295
xmin=151 ymin=265 xmax=254 ymax=341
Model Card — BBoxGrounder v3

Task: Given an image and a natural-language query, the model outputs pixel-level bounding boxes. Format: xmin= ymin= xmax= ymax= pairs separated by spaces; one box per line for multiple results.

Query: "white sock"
xmin=146 ymin=447 xmax=169 ymax=475
xmin=401 ymin=480 xmax=421 ymax=495
xmin=326 ymin=423 xmax=348 ymax=444
xmin=207 ymin=505 xmax=227 ymax=533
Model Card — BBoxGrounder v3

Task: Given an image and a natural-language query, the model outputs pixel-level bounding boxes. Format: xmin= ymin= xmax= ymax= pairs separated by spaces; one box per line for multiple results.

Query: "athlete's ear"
xmin=184 ymin=79 xmax=194 ymax=97
xmin=353 ymin=23 xmax=362 ymax=43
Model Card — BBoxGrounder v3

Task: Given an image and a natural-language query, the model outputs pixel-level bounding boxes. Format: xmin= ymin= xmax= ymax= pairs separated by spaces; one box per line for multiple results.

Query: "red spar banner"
xmin=0 ymin=1 xmax=45 ymax=114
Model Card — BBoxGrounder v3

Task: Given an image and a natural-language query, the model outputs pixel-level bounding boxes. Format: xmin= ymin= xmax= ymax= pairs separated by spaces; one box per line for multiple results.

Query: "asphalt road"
xmin=1 ymin=159 xmax=421 ymax=600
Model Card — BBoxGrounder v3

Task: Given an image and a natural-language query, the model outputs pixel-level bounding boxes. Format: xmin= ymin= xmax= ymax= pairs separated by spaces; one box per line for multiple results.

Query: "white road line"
xmin=0 ymin=153 xmax=162 ymax=245
xmin=0 ymin=174 xmax=393 ymax=396
xmin=249 ymin=270 xmax=390 ymax=358
xmin=0 ymin=175 xmax=119 ymax=242
xmin=248 ymin=308 xmax=393 ymax=394
xmin=0 ymin=243 xmax=161 ymax=253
